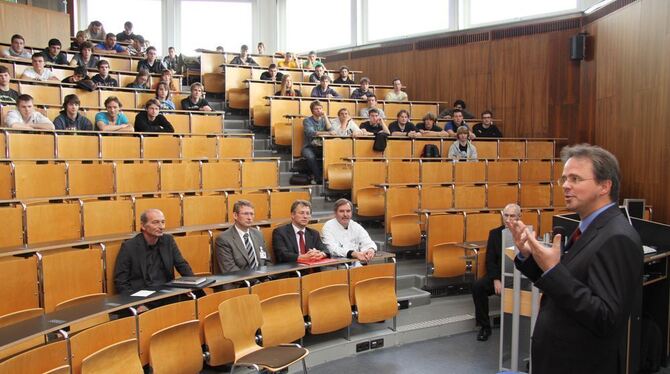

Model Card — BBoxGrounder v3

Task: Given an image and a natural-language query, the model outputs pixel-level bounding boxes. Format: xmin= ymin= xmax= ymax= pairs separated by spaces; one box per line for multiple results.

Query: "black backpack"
xmin=421 ymin=144 xmax=440 ymax=158
xmin=372 ymin=132 xmax=388 ymax=152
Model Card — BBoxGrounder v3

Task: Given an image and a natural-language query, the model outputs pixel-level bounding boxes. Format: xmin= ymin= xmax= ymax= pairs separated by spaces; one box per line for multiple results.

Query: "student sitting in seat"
xmin=181 ymin=82 xmax=213 ymax=111
xmin=257 ymin=42 xmax=266 ymax=55
xmin=69 ymin=41 xmax=99 ymax=69
xmin=61 ymin=66 xmax=90 ymax=84
xmin=21 ymin=53 xmax=59 ymax=82
xmin=155 ymin=81 xmax=176 ymax=110
xmin=94 ymin=33 xmax=129 ymax=55
xmin=310 ymin=75 xmax=340 ymax=98
xmin=156 ymin=69 xmax=178 ymax=91
xmin=126 ymin=69 xmax=151 ymax=89
xmin=116 ymin=21 xmax=135 ymax=42
xmin=278 ymin=52 xmax=298 ymax=69
xmin=70 ymin=31 xmax=88 ymax=51
xmin=350 ymin=77 xmax=374 ymax=100
xmin=95 ymin=96 xmax=133 ymax=132
xmin=388 ymin=109 xmax=420 ymax=137
xmin=440 ymin=99 xmax=475 ymax=120
xmin=333 ymin=66 xmax=354 ymax=84
xmin=229 ymin=44 xmax=258 ymax=66
xmin=359 ymin=108 xmax=390 ymax=135
xmin=136 ymin=46 xmax=165 ymax=74
xmin=330 ymin=108 xmax=362 ymax=137
xmin=308 ymin=65 xmax=327 ymax=83
xmin=359 ymin=95 xmax=386 ymax=119
xmin=302 ymin=100 xmax=336 ymax=183
xmin=134 ymin=99 xmax=174 ymax=133
xmin=127 ymin=35 xmax=146 ymax=58
xmin=275 ymin=75 xmax=301 ymax=97
xmin=41 ymin=38 xmax=68 ymax=65
xmin=322 ymin=199 xmax=376 ymax=261
xmin=3 ymin=94 xmax=54 ymax=130
xmin=163 ymin=47 xmax=179 ymax=73
xmin=444 ymin=109 xmax=473 ymax=138
xmin=384 ymin=78 xmax=408 ymax=101
xmin=1 ymin=34 xmax=32 ymax=59
xmin=260 ymin=63 xmax=283 ymax=82
xmin=0 ymin=65 xmax=20 ymax=104
xmin=416 ymin=112 xmax=446 ymax=136
xmin=83 ymin=20 xmax=106 ymax=41
xmin=447 ymin=126 xmax=478 ymax=160
xmin=53 ymin=94 xmax=93 ymax=131
xmin=473 ymin=110 xmax=503 ymax=138
xmin=91 ymin=60 xmax=119 ymax=87
xmin=302 ymin=51 xmax=325 ymax=70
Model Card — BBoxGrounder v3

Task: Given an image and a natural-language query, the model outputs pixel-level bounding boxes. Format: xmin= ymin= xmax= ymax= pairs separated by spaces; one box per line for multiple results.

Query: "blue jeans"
xmin=301 ymin=145 xmax=323 ymax=182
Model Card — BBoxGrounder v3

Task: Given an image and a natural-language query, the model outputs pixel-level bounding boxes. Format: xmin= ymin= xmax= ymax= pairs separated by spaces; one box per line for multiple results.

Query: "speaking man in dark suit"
xmin=114 ymin=209 xmax=194 ymax=311
xmin=272 ymin=200 xmax=330 ymax=263
xmin=511 ymin=144 xmax=643 ymax=374
xmin=215 ymin=199 xmax=271 ymax=273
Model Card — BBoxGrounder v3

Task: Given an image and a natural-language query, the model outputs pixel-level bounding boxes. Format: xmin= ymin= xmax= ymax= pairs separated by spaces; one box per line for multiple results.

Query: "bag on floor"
xmin=289 ymin=173 xmax=311 ymax=185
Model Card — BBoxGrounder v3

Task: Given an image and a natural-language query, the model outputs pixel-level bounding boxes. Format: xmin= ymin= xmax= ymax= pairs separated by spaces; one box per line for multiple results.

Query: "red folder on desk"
xmin=297 ymin=257 xmax=338 ymax=265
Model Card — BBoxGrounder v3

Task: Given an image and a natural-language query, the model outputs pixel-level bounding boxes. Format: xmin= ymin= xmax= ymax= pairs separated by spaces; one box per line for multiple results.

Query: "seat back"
xmin=389 ymin=214 xmax=422 ymax=247
xmin=143 ymin=136 xmax=180 ymax=159
xmin=134 ymin=196 xmax=181 ymax=230
xmin=115 ymin=162 xmax=160 ymax=193
xmin=432 ymin=242 xmax=467 ymax=278
xmin=465 ymin=212 xmax=502 ymax=242
xmin=70 ymin=317 xmax=137 ymax=374
xmin=420 ymin=160 xmax=453 ymax=184
xmin=182 ymin=194 xmax=227 ymax=226
xmin=198 ymin=288 xmax=248 ymax=366
xmin=83 ymin=198 xmax=133 ymax=237
xmin=150 ymin=320 xmax=203 ymax=374
xmin=499 ymin=141 xmax=525 ymax=158
xmin=68 ymin=162 xmax=115 ymax=196
xmin=181 ymin=136 xmax=217 ymax=158
xmin=201 ymin=161 xmax=241 ymax=190
xmin=387 ymin=160 xmax=419 ymax=184
xmin=218 ymin=294 xmax=264 ymax=361
xmin=160 ymin=162 xmax=200 ymax=191
xmin=219 ymin=137 xmax=254 ymax=159
xmin=454 ymin=161 xmax=486 ymax=183
xmin=138 ymin=299 xmax=197 ymax=365
xmin=487 ymin=160 xmax=519 ymax=183
xmin=270 ymin=190 xmax=310 ymax=220
xmin=0 ymin=340 xmax=69 ymax=374
xmin=352 ymin=161 xmax=386 ymax=204
xmin=354 ymin=277 xmax=398 ymax=323
xmin=0 ymin=255 xmax=39 ymax=316
xmin=307 ymin=284 xmax=352 ymax=334
xmin=174 ymin=233 xmax=212 ymax=276
xmin=26 ymin=202 xmax=81 ymax=245
xmin=81 ymin=338 xmax=143 ymax=374
xmin=41 ymin=248 xmax=104 ymax=312
xmin=259 ymin=293 xmax=305 ymax=346
xmin=242 ymin=160 xmax=278 ymax=189
xmin=487 ymin=184 xmax=519 ymax=209
xmin=0 ymin=205 xmax=24 ymax=248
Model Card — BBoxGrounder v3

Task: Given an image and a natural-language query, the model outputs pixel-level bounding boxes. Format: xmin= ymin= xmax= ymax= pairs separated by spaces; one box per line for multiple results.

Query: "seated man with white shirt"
xmin=215 ymin=199 xmax=270 ymax=273
xmin=321 ymin=199 xmax=377 ymax=261
xmin=4 ymin=94 xmax=54 ymax=130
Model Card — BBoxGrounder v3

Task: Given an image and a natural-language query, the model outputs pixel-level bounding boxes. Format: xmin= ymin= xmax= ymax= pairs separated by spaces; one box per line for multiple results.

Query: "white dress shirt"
xmin=321 ymin=218 xmax=376 ymax=258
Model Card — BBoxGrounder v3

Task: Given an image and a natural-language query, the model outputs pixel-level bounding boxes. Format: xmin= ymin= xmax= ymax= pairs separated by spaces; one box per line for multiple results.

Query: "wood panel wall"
xmin=580 ymin=0 xmax=670 ymax=223
xmin=0 ymin=2 xmax=71 ymax=49
xmin=330 ymin=1 xmax=669 ymax=222
xmin=331 ymin=29 xmax=581 ymax=141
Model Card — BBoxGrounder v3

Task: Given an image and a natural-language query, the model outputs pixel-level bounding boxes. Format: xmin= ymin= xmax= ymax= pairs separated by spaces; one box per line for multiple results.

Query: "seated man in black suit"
xmin=114 ymin=209 xmax=194 ymax=312
xmin=272 ymin=200 xmax=330 ymax=263
xmin=472 ymin=203 xmax=520 ymax=341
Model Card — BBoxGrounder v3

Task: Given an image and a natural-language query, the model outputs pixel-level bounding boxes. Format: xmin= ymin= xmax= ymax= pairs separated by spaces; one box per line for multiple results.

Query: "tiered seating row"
xmin=0 ymin=261 xmax=396 ymax=373
xmin=0 ymin=158 xmax=282 ymax=200
xmin=0 ymin=131 xmax=249 ymax=160
xmin=6 ymin=79 xmax=194 ymax=111
xmin=0 ymin=188 xmax=310 ymax=251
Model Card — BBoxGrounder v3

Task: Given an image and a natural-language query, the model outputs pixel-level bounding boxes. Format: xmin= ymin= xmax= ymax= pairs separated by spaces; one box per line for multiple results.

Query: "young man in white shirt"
xmin=321 ymin=198 xmax=377 ymax=261
xmin=4 ymin=94 xmax=55 ymax=130
xmin=20 ymin=53 xmax=59 ymax=82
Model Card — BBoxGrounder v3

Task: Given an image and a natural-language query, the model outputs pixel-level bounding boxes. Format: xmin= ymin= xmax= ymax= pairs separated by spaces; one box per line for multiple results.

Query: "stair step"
xmin=397 ymin=286 xmax=432 ymax=308
xmin=396 ymin=274 xmax=426 ymax=289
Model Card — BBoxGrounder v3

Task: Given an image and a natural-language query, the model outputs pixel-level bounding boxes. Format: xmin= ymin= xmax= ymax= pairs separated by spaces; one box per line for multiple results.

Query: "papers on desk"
xmin=131 ymin=290 xmax=155 ymax=297
xmin=643 ymin=245 xmax=658 ymax=255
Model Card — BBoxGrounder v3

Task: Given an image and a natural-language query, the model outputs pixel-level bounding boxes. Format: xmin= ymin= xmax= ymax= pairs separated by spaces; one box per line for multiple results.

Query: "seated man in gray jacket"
xmin=215 ymin=199 xmax=271 ymax=273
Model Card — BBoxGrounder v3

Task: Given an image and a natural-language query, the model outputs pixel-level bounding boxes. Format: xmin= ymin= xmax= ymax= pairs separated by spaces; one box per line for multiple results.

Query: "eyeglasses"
xmin=502 ymin=214 xmax=518 ymax=219
xmin=557 ymin=175 xmax=594 ymax=185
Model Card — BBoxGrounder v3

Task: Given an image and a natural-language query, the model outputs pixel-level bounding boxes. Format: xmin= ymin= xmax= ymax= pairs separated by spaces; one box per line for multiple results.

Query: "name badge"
xmin=259 ymin=248 xmax=267 ymax=260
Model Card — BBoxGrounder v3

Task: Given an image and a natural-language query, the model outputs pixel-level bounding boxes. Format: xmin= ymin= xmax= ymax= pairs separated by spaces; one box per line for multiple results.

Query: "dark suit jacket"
xmin=272 ymin=224 xmax=330 ymax=263
xmin=114 ymin=233 xmax=194 ymax=294
xmin=515 ymin=205 xmax=643 ymax=374
xmin=215 ymin=226 xmax=270 ymax=273
xmin=485 ymin=225 xmax=504 ymax=280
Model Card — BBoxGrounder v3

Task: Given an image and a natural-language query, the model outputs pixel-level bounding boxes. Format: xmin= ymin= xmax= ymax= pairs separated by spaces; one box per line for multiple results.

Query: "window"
xmin=285 ymin=0 xmax=352 ymax=53
xmin=180 ymin=1 xmax=253 ymax=55
xmin=365 ymin=0 xmax=450 ymax=42
xmin=85 ymin=0 xmax=163 ymax=53
xmin=466 ymin=0 xmax=578 ymax=26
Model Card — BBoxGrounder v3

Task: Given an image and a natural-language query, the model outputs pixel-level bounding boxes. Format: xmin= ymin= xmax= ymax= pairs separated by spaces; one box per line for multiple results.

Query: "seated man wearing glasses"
xmin=471 ymin=203 xmax=521 ymax=342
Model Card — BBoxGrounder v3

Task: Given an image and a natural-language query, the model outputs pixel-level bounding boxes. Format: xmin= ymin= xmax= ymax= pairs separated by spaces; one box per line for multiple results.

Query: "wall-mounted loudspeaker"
xmin=570 ymin=33 xmax=587 ymax=60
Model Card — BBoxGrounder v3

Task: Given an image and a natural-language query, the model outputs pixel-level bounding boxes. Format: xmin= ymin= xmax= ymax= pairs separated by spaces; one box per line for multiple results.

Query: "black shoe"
xmin=477 ymin=327 xmax=492 ymax=341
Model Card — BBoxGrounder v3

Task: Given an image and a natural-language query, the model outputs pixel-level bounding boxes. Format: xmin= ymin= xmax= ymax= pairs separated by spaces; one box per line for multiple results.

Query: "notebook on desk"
xmin=167 ymin=276 xmax=214 ymax=288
